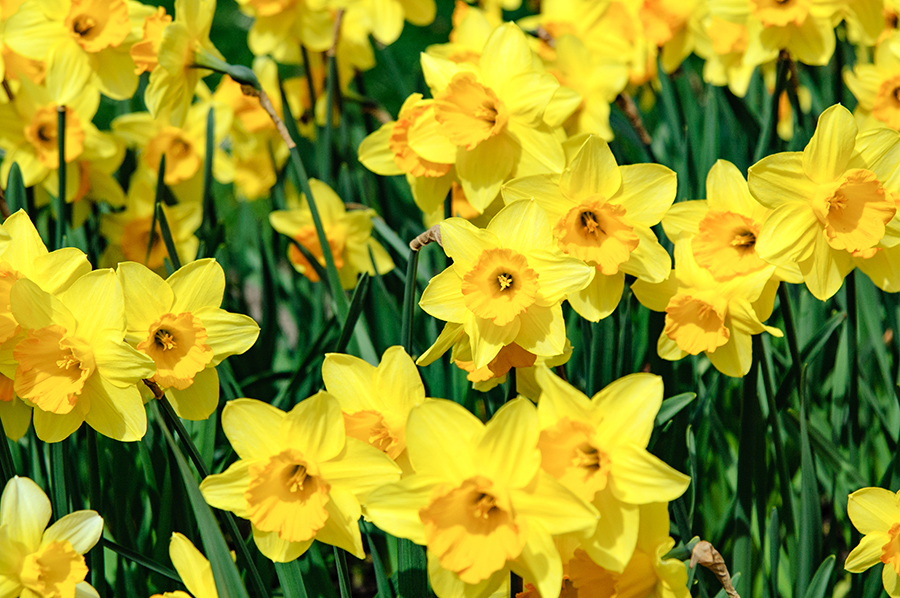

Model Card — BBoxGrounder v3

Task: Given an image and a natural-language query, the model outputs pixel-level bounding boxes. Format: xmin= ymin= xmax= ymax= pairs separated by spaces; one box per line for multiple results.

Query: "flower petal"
xmin=513 ymin=522 xmax=562 ymax=598
xmin=318 ymin=438 xmax=401 ymax=500
xmin=440 ymin=218 xmax=499 ymax=274
xmin=0 ymin=476 xmax=50 ymax=551
xmin=406 ymin=399 xmax=481 ymax=480
xmin=849 ymin=488 xmax=900 ymax=535
xmin=199 ymin=460 xmax=253 ymax=518
xmin=315 ymin=488 xmax=365 ymax=558
xmin=358 ymin=124 xmax=403 ymax=175
xmin=169 ymin=533 xmax=216 ymax=598
xmin=568 ymin=270 xmax=624 ymax=322
xmin=43 ymin=510 xmax=102 ymax=554
xmin=222 ymin=399 xmax=285 ymax=460
xmin=166 ymin=367 xmax=219 ymax=421
xmin=364 ymin=475 xmax=437 ymax=545
xmin=581 ymin=489 xmax=639 ymax=573
xmin=560 ymin=136 xmax=620 ymax=201
xmin=748 ymin=152 xmax=817 ymax=209
xmin=476 ymin=398 xmax=541 ymax=487
xmin=802 ymin=104 xmax=856 ymax=184
xmin=845 ymin=532 xmax=889 ymax=573
xmin=83 ymin=375 xmax=147 ymax=442
xmin=514 ymin=305 xmax=565 ymax=358
xmin=252 ymin=525 xmax=311 ymax=563
xmin=195 ymin=308 xmax=259 ymax=365
xmin=419 ymin=268 xmax=468 ymax=323
xmin=755 ymin=203 xmax=819 ymax=265
xmin=169 ymin=259 xmax=225 ymax=312
xmin=513 ymin=472 xmax=598 ymax=536
xmin=592 ymin=373 xmax=663 ymax=447
xmin=488 ymin=200 xmax=554 ymax=254
xmin=32 ymin=406 xmax=85 ymax=443
xmin=611 ymin=164 xmax=677 ymax=227
xmin=608 ymin=444 xmax=691 ymax=504
xmin=117 ymin=262 xmax=174 ymax=343
xmin=281 ymin=392 xmax=345 ymax=462
xmin=798 ymin=235 xmax=854 ymax=301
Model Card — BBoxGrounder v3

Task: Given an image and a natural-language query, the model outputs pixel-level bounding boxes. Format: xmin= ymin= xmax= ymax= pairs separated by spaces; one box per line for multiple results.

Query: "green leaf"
xmin=655 ymin=393 xmax=697 ymax=426
xmin=335 ymin=273 xmax=371 ymax=353
xmin=54 ymin=105 xmax=67 ymax=250
xmin=6 ymin=162 xmax=25 ymax=214
xmin=796 ymin=366 xmax=821 ymax=598
xmin=151 ymin=401 xmax=252 ymax=598
xmin=401 ymin=248 xmax=421 ymax=354
xmin=767 ymin=508 xmax=780 ymax=598
xmin=334 ymin=547 xmax=353 ymax=598
xmin=364 ymin=524 xmax=393 ymax=598
xmin=802 ymin=556 xmax=835 ymax=598
xmin=276 ymin=561 xmax=311 ymax=598
xmin=398 ymin=539 xmax=428 ymax=598
xmin=156 ymin=202 xmax=182 ymax=271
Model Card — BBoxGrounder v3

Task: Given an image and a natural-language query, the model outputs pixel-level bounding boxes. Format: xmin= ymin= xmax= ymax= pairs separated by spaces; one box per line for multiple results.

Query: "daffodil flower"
xmin=419 ymin=22 xmax=565 ymax=212
xmin=845 ymin=487 xmax=900 ymax=597
xmin=151 ymin=532 xmax=218 ymax=598
xmin=535 ymin=369 xmax=691 ymax=572
xmin=8 ymin=269 xmax=156 ymax=442
xmin=365 ymin=398 xmax=599 ymax=598
xmin=749 ymin=104 xmax=900 ymax=300
xmin=418 ymin=199 xmax=594 ymax=370
xmin=662 ymin=159 xmax=801 ymax=284
xmin=0 ymin=211 xmax=92 ymax=441
xmin=846 ymin=32 xmax=900 ymax=131
xmin=0 ymin=476 xmax=103 ymax=598
xmin=200 ymin=394 xmax=401 ymax=562
xmin=503 ymin=136 xmax=675 ymax=322
xmin=632 ymin=241 xmax=782 ymax=378
xmin=269 ymin=179 xmax=395 ymax=290
xmin=322 ymin=346 xmax=431 ymax=468
xmin=117 ymin=259 xmax=260 ymax=421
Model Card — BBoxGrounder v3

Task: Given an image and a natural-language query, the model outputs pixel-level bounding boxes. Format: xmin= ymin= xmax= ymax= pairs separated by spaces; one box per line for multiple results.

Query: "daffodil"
xmin=358 ymin=92 xmax=456 ymax=215
xmin=365 ymin=398 xmax=599 ymax=598
xmin=151 ymin=532 xmax=218 ymax=598
xmin=99 ymin=168 xmax=202 ymax=274
xmin=322 ymin=346 xmax=430 ymax=469
xmin=662 ymin=159 xmax=801 ymax=284
xmin=0 ymin=210 xmax=91 ymax=441
xmin=534 ymin=369 xmax=690 ymax=572
xmin=846 ymin=32 xmax=900 ymax=132
xmin=7 ymin=269 xmax=156 ymax=442
xmin=144 ymin=0 xmax=226 ymax=126
xmin=0 ymin=476 xmax=103 ymax=598
xmin=502 ymin=136 xmax=675 ymax=322
xmin=117 ymin=259 xmax=260 ymax=421
xmin=269 ymin=179 xmax=395 ymax=290
xmin=845 ymin=487 xmax=900 ymax=597
xmin=351 ymin=0 xmax=436 ymax=47
xmin=749 ymin=104 xmax=900 ymax=300
xmin=739 ymin=0 xmax=839 ymax=68
xmin=200 ymin=394 xmax=402 ymax=562
xmin=237 ymin=0 xmax=333 ymax=65
xmin=693 ymin=9 xmax=758 ymax=97
xmin=418 ymin=199 xmax=594 ymax=370
xmin=4 ymin=0 xmax=153 ymax=103
xmin=632 ymin=240 xmax=783 ymax=378
xmin=419 ymin=22 xmax=565 ymax=212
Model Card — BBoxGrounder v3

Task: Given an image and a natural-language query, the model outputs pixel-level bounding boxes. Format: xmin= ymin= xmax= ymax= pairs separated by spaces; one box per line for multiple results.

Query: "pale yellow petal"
xmin=315 ymin=488 xmax=365 ymax=558
xmin=848 ymin=488 xmax=900 ymax=535
xmin=169 ymin=259 xmax=225 ymax=312
xmin=803 ymin=104 xmax=857 ymax=184
xmin=845 ymin=532 xmax=889 ymax=573
xmin=567 ymin=270 xmax=624 ymax=322
xmin=221 ymin=399 xmax=285 ymax=460
xmin=592 ymin=373 xmax=662 ymax=447
xmin=0 ymin=476 xmax=50 ymax=551
xmin=406 ymin=399 xmax=481 ymax=480
xmin=42 ymin=510 xmax=102 ymax=554
xmin=476 ymin=398 xmax=541 ymax=487
xmin=611 ymin=164 xmax=677 ymax=227
xmin=199 ymin=460 xmax=253 ymax=518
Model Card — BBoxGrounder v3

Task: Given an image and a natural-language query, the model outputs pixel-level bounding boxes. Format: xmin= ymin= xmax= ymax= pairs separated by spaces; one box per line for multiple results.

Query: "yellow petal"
xmin=82 ymin=376 xmax=147 ymax=442
xmin=535 ymin=367 xmax=592 ymax=429
xmin=358 ymin=124 xmax=402 ymax=176
xmin=0 ymin=396 xmax=33 ymax=441
xmin=476 ymin=398 xmax=541 ymax=487
xmin=706 ymin=160 xmax=760 ymax=215
xmin=592 ymin=374 xmax=662 ymax=447
xmin=514 ymin=305 xmax=564 ymax=358
xmin=166 ymin=367 xmax=219 ymax=421
xmin=499 ymin=71 xmax=559 ymax=127
xmin=512 ymin=472 xmax=598 ymax=536
xmin=318 ymin=438 xmax=401 ymax=500
xmin=374 ymin=346 xmax=426 ymax=413
xmin=440 ymin=218 xmax=499 ymax=274
xmin=168 ymin=259 xmax=225 ymax=312
xmin=195 ymin=308 xmax=259 ymax=365
xmin=416 ymin=322 xmax=464 ymax=367
xmin=568 ymin=270 xmax=625 ymax=322
xmin=406 ymin=400 xmax=481 ymax=480
xmin=748 ymin=152 xmax=817 ymax=209
xmin=252 ymin=525 xmax=311 ymax=563
xmin=32 ymin=405 xmax=85 ymax=443
xmin=57 ymin=269 xmax=126 ymax=342
xmin=364 ymin=476 xmax=436 ymax=545
xmin=845 ymin=532 xmax=890 ymax=573
xmin=419 ymin=268 xmax=468 ymax=323
xmin=849 ymin=488 xmax=900 ymax=535
xmin=488 ymin=200 xmax=555 ymax=255
xmin=221 ymin=399 xmax=286 ymax=460
xmin=582 ymin=489 xmax=639 ymax=573
xmin=199 ymin=460 xmax=253 ymax=518
xmin=169 ymin=533 xmax=216 ymax=598
xmin=43 ymin=510 xmax=102 ymax=554
xmin=513 ymin=523 xmax=562 ymax=598
xmin=755 ymin=203 xmax=819 ymax=265
xmin=281 ymin=392 xmax=345 ymax=462
xmin=117 ymin=262 xmax=175 ymax=343
xmin=803 ymin=104 xmax=857 ymax=184
xmin=619 ymin=226 xmax=671 ymax=283
xmin=315 ymin=488 xmax=365 ymax=558
xmin=706 ymin=324 xmax=752 ymax=378
xmin=798 ymin=234 xmax=854 ymax=301
xmin=0 ymin=476 xmax=51 ymax=551
xmin=611 ymin=164 xmax=677 ymax=227
xmin=661 ymin=201 xmax=706 ymax=244
xmin=479 ymin=23 xmax=533 ymax=91
xmin=608 ymin=444 xmax=690 ymax=504
xmin=457 ymin=135 xmax=513 ymax=213
xmin=46 ymin=39 xmax=91 ymax=106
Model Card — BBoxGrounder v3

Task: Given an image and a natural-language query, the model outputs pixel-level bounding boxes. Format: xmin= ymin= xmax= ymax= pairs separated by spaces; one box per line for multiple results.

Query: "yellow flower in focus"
xmin=503 ymin=136 xmax=675 ymax=322
xmin=358 ymin=93 xmax=456 ymax=215
xmin=366 ymin=398 xmax=598 ymax=598
xmin=632 ymin=240 xmax=783 ymax=378
xmin=420 ymin=23 xmax=565 ymax=211
xmin=269 ymin=179 xmax=395 ymax=290
xmin=117 ymin=259 xmax=260 ymax=421
xmin=145 ymin=0 xmax=226 ymax=126
xmin=150 ymin=532 xmax=218 ymax=598
xmin=845 ymin=487 xmax=900 ymax=597
xmin=7 ymin=270 xmax=156 ymax=442
xmin=0 ymin=210 xmax=91 ymax=441
xmin=535 ymin=369 xmax=690 ymax=572
xmin=749 ymin=104 xmax=900 ymax=300
xmin=418 ymin=200 xmax=594 ymax=370
xmin=0 ymin=476 xmax=104 ymax=598
xmin=200 ymin=394 xmax=401 ymax=562
xmin=5 ymin=0 xmax=152 ymax=103
xmin=662 ymin=159 xmax=801 ymax=284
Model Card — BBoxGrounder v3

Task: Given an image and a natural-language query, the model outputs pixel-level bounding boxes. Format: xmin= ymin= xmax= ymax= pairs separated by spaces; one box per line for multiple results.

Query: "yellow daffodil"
xmin=837 ymin=0 xmax=882 ymax=46
xmin=739 ymin=0 xmax=839 ymax=68
xmin=151 ymin=532 xmax=218 ymax=598
xmin=503 ymin=136 xmax=675 ymax=322
xmin=632 ymin=240 xmax=783 ymax=378
xmin=366 ymin=398 xmax=599 ymax=598
xmin=99 ymin=169 xmax=202 ymax=274
xmin=0 ymin=210 xmax=91 ymax=441
xmin=322 ymin=346 xmax=430 ymax=468
xmin=0 ymin=476 xmax=103 ymax=598
xmin=424 ymin=1 xmax=499 ymax=65
xmin=358 ymin=92 xmax=456 ymax=215
xmin=117 ymin=259 xmax=260 ymax=421
xmin=6 ymin=269 xmax=156 ymax=442
xmin=5 ymin=0 xmax=152 ymax=103
xmin=535 ymin=369 xmax=690 ymax=572
xmin=662 ymin=159 xmax=801 ymax=284
xmin=0 ymin=77 xmax=118 ymax=197
xmin=846 ymin=32 xmax=900 ymax=132
xmin=418 ymin=199 xmax=594 ymax=370
xmin=845 ymin=487 xmax=900 ymax=597
xmin=200 ymin=394 xmax=401 ymax=562
xmin=352 ymin=0 xmax=436 ymax=47
xmin=144 ymin=0 xmax=225 ymax=126
xmin=694 ymin=9 xmax=758 ymax=97
xmin=419 ymin=22 xmax=565 ymax=212
xmin=749 ymin=104 xmax=900 ymax=300
xmin=269 ymin=179 xmax=394 ymax=290
xmin=237 ymin=0 xmax=333 ymax=65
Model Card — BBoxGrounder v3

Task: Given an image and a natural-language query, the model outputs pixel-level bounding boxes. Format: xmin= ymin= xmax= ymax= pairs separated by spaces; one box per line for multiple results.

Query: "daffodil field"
xmin=9 ymin=1 xmax=900 ymax=598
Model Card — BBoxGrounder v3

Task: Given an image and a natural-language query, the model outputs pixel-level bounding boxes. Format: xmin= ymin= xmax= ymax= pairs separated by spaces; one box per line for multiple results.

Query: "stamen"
xmin=730 ymin=230 xmax=756 ymax=248
xmin=55 ymin=354 xmax=80 ymax=370
xmin=580 ymin=211 xmax=604 ymax=235
xmin=472 ymin=492 xmax=498 ymax=519
xmin=285 ymin=464 xmax=308 ymax=493
xmin=154 ymin=329 xmax=177 ymax=350
xmin=572 ymin=443 xmax=600 ymax=470
xmin=497 ymin=273 xmax=513 ymax=290
xmin=73 ymin=16 xmax=95 ymax=36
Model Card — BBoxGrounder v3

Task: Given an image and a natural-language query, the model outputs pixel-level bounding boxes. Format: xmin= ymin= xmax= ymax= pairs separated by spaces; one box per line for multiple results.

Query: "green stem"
xmin=753 ymin=53 xmax=790 ymax=163
xmin=759 ymin=341 xmax=796 ymax=534
xmin=0 ymin=416 xmax=15 ymax=485
xmin=87 ymin=431 xmax=106 ymax=597
xmin=55 ymin=106 xmax=67 ymax=249
xmin=321 ymin=48 xmax=337 ymax=186
xmin=334 ymin=546 xmax=352 ymax=598
xmin=201 ymin=107 xmax=218 ymax=235
xmin=777 ymin=284 xmax=802 ymax=410
xmin=401 ymin=247 xmax=421 ymax=354
xmin=846 ymin=270 xmax=860 ymax=452
xmin=49 ymin=441 xmax=68 ymax=518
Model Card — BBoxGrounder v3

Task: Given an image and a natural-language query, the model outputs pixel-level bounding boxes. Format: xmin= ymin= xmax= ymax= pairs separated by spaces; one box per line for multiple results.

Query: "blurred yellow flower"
xmin=200 ymin=394 xmax=401 ymax=562
xmin=269 ymin=179 xmax=394 ymax=290
xmin=0 ymin=476 xmax=103 ymax=598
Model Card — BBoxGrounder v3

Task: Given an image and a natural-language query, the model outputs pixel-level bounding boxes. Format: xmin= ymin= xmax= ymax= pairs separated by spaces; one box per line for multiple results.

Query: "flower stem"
xmin=777 ymin=283 xmax=802 ymax=411
xmin=320 ymin=10 xmax=344 ymax=187
xmin=0 ymin=417 xmax=15 ymax=485
xmin=87 ymin=430 xmax=106 ymax=597
xmin=846 ymin=270 xmax=860 ymax=451
xmin=49 ymin=440 xmax=68 ymax=518
xmin=401 ymin=247 xmax=421 ymax=354
xmin=55 ymin=106 xmax=67 ymax=250
xmin=753 ymin=51 xmax=790 ymax=163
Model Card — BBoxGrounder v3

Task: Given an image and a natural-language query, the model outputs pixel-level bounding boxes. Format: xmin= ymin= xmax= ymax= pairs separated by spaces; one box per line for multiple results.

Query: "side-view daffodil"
xmin=117 ymin=259 xmax=260 ymax=420
xmin=200 ymin=394 xmax=401 ymax=562
xmin=0 ymin=476 xmax=104 ymax=598
xmin=845 ymin=487 xmax=900 ymax=597
xmin=366 ymin=398 xmax=599 ymax=598
xmin=150 ymin=532 xmax=218 ymax=598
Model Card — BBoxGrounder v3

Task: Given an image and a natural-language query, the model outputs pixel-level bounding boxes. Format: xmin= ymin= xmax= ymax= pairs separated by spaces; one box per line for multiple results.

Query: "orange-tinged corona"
xmin=64 ymin=0 xmax=131 ymax=53
xmin=136 ymin=312 xmax=213 ymax=390
xmin=24 ymin=106 xmax=85 ymax=169
xmin=434 ymin=72 xmax=509 ymax=150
